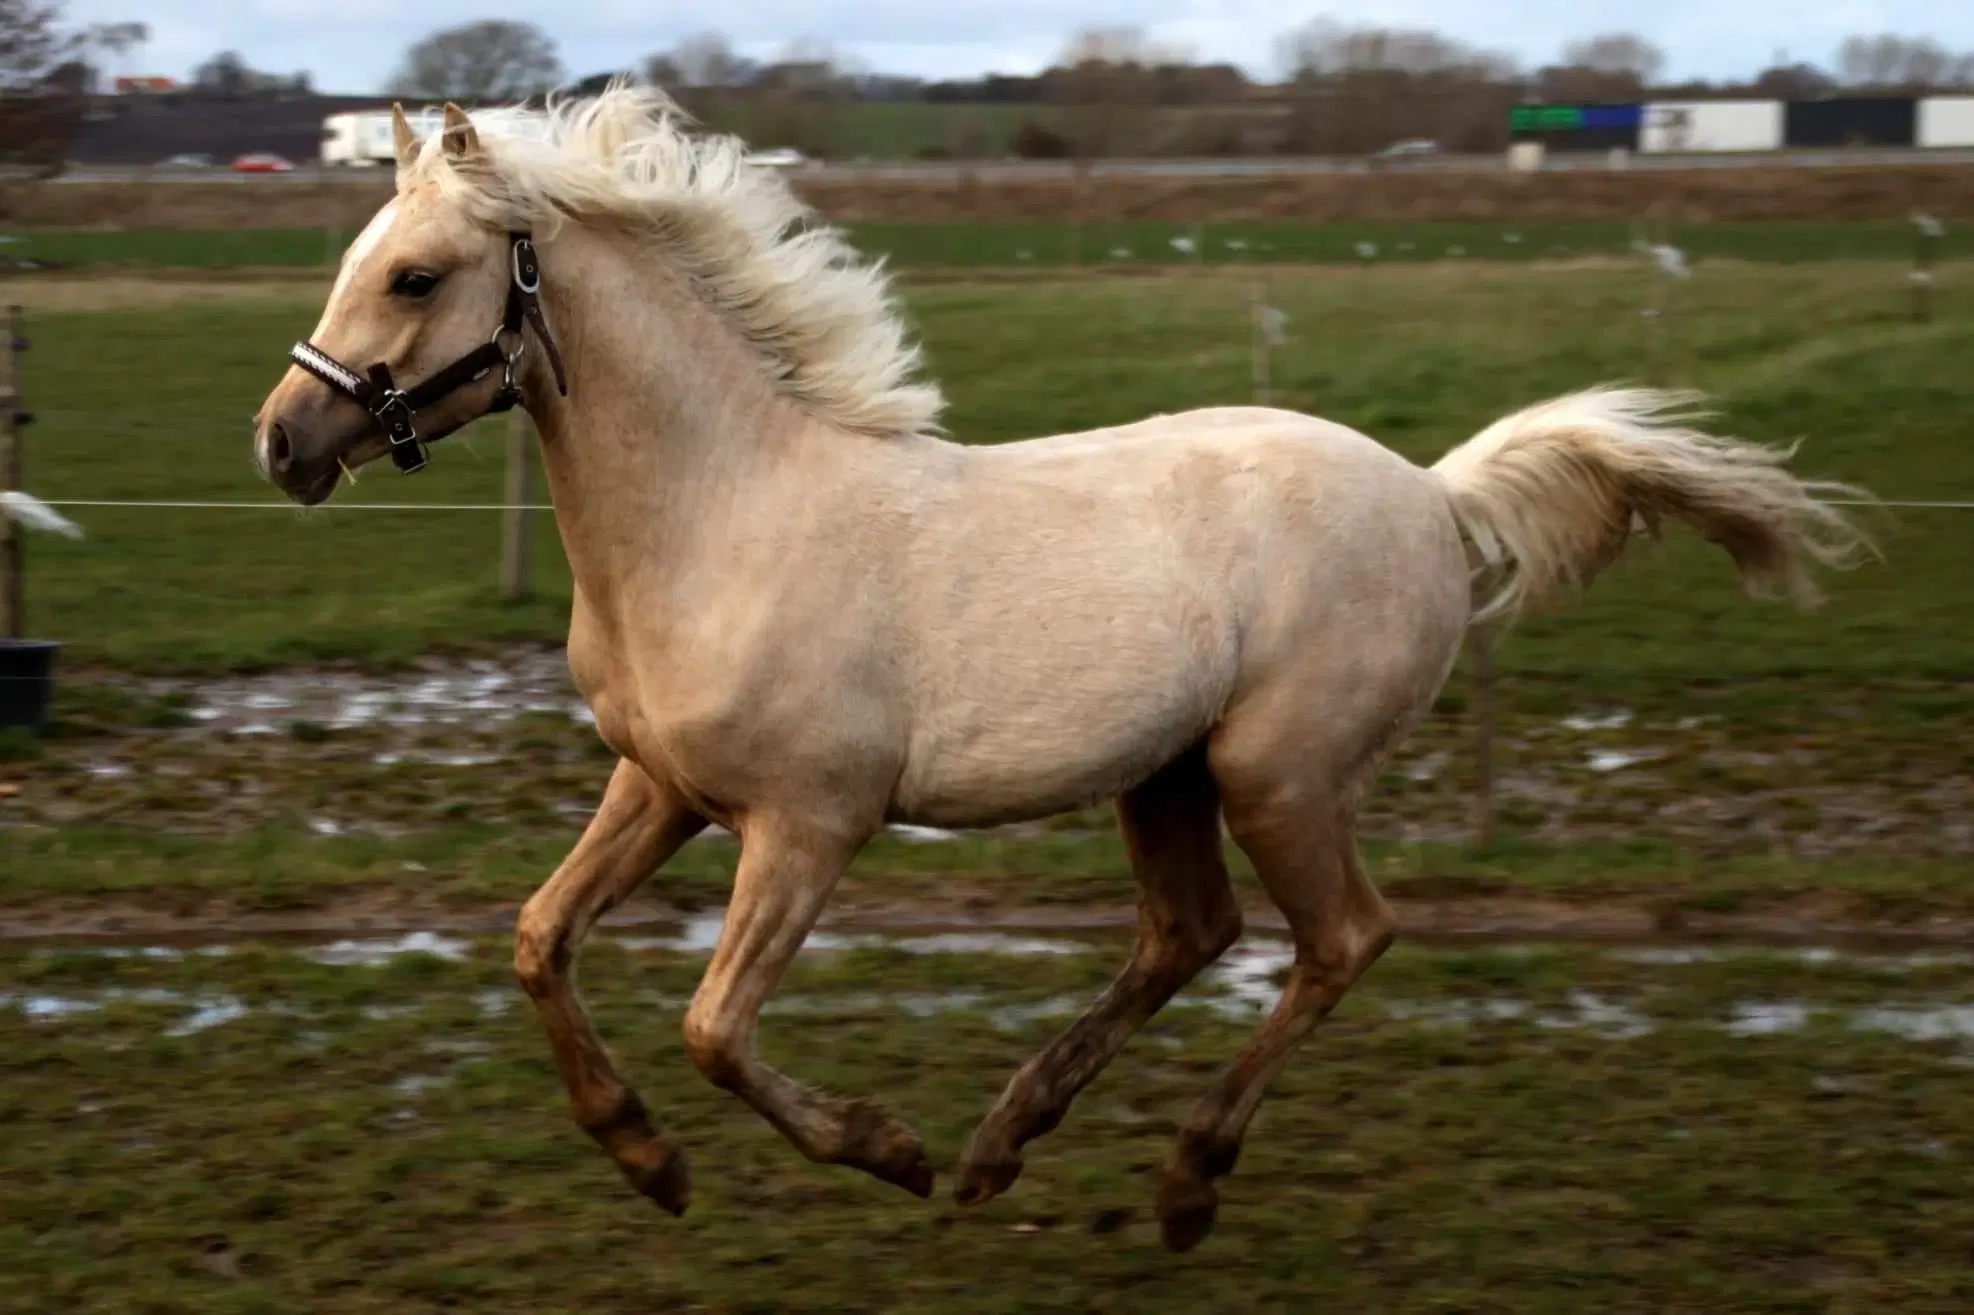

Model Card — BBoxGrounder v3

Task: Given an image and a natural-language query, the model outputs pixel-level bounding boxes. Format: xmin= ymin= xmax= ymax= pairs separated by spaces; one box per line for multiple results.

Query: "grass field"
xmin=6 ymin=932 xmax=1974 ymax=1312
xmin=5 ymin=259 xmax=1968 ymax=675
xmin=2 ymin=244 xmax=1972 ymax=1309
xmin=0 ymin=252 xmax=1965 ymax=916
xmin=7 ymin=218 xmax=1968 ymax=271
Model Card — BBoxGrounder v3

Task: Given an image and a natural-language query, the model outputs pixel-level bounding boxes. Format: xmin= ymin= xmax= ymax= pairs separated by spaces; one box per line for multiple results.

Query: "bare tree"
xmin=1834 ymin=34 xmax=1966 ymax=88
xmin=1278 ymin=18 xmax=1515 ymax=80
xmin=1 ymin=0 xmax=80 ymax=90
xmin=1 ymin=0 xmax=88 ymax=183
xmin=1750 ymin=60 xmax=1838 ymax=98
xmin=389 ymin=20 xmax=564 ymax=102
xmin=1275 ymin=19 xmax=1519 ymax=156
xmin=1060 ymin=25 xmax=1195 ymax=69
xmin=191 ymin=49 xmax=250 ymax=95
xmin=86 ymin=17 xmax=143 ymax=69
xmin=1560 ymin=32 xmax=1665 ymax=85
xmin=1043 ymin=26 xmax=1195 ymax=158
xmin=651 ymin=30 xmax=749 ymax=88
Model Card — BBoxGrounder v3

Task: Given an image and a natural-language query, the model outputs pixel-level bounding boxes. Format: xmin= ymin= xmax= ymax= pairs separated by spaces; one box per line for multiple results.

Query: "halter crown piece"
xmin=288 ymin=232 xmax=569 ymax=473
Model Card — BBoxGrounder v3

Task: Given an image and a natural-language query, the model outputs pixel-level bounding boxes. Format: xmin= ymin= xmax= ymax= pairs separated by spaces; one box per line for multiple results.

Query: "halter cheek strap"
xmin=288 ymin=231 xmax=568 ymax=474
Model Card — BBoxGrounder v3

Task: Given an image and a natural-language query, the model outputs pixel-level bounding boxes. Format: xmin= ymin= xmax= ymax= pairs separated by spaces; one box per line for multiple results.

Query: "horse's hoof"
xmin=894 ymin=1148 xmax=936 ymax=1199
xmin=1155 ymin=1175 xmax=1219 ymax=1253
xmin=624 ymin=1142 xmax=691 ymax=1217
xmin=953 ymin=1154 xmax=1023 ymax=1206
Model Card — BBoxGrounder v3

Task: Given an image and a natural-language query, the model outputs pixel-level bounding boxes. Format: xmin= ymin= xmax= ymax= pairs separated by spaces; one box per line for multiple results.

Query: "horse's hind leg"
xmin=1154 ymin=776 xmax=1395 ymax=1253
xmin=955 ymin=743 xmax=1242 ymax=1206
xmin=515 ymin=759 xmax=706 ymax=1214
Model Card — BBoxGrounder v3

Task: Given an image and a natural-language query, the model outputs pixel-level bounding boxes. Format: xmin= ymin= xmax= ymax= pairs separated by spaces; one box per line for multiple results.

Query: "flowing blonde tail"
xmin=1431 ymin=386 xmax=1877 ymax=626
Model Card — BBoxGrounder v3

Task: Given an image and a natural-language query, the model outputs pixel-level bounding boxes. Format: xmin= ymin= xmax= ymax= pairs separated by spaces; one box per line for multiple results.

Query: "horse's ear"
xmin=440 ymin=102 xmax=482 ymax=162
xmin=390 ymin=102 xmax=418 ymax=172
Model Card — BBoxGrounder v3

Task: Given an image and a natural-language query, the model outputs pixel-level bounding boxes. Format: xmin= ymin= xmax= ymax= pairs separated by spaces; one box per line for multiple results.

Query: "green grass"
xmin=5 ymin=937 xmax=1974 ymax=1311
xmin=7 ymin=260 xmax=1969 ymax=677
xmin=8 ymin=218 xmax=1969 ymax=271
xmin=4 ymin=822 xmax=1970 ymax=923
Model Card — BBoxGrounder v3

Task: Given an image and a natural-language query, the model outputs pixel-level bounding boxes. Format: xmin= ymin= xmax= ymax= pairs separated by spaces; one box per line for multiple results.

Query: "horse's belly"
xmin=891 ymin=640 xmax=1231 ymax=827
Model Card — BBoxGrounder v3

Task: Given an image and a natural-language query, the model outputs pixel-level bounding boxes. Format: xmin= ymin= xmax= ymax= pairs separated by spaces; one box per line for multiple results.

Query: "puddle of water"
xmin=1853 ymin=1005 xmax=1974 ymax=1042
xmin=170 ymin=652 xmax=590 ymax=737
xmin=1723 ymin=1001 xmax=1974 ymax=1043
xmin=2 ymin=987 xmax=247 ymax=1036
xmin=1562 ymin=710 xmax=1633 ymax=732
xmin=1587 ymin=748 xmax=1659 ymax=773
xmin=167 ymin=996 xmax=249 ymax=1037
xmin=1402 ymin=751 xmax=1448 ymax=783
xmin=1614 ymin=946 xmax=1974 ymax=970
xmin=619 ymin=913 xmax=1101 ymax=960
xmin=1384 ymin=997 xmax=1533 ymax=1026
xmin=1727 ymin=1002 xmax=1812 ymax=1035
xmin=392 ymin=1074 xmax=447 ymax=1098
xmin=303 ymin=932 xmax=470 ymax=967
xmin=1199 ymin=941 xmax=1294 ymax=1014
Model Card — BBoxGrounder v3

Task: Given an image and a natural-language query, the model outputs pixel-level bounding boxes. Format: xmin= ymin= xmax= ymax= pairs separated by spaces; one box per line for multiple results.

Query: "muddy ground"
xmin=13 ymin=650 xmax=1968 ymax=857
xmin=8 ymin=163 xmax=1974 ymax=230
xmin=5 ymin=648 xmax=1968 ymax=944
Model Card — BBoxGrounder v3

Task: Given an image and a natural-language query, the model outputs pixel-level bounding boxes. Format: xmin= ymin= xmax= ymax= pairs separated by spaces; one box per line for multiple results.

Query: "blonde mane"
xmin=405 ymin=82 xmax=945 ymax=440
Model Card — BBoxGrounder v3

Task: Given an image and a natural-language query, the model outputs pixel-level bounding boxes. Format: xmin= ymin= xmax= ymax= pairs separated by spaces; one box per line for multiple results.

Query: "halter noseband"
xmin=288 ymin=232 xmax=569 ymax=474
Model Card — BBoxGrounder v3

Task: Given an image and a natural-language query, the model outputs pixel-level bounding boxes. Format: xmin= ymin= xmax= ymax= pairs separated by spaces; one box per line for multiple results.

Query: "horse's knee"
xmin=681 ymin=1006 xmax=744 ymax=1090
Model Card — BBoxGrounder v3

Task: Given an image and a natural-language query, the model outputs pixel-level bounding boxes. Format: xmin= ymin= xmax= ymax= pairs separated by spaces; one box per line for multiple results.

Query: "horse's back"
xmin=884 ymin=405 xmax=1467 ymax=826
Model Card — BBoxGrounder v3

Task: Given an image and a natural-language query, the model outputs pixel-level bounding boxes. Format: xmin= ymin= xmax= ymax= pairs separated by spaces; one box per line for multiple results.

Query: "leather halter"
xmin=288 ymin=231 xmax=569 ymax=473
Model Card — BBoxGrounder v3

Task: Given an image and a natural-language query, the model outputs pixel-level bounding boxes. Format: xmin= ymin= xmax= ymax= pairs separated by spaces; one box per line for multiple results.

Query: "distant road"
xmin=50 ymin=147 xmax=1974 ymax=184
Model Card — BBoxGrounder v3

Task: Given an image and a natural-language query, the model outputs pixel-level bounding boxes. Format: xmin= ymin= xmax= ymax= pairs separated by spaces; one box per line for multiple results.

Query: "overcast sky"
xmin=61 ymin=0 xmax=1974 ymax=94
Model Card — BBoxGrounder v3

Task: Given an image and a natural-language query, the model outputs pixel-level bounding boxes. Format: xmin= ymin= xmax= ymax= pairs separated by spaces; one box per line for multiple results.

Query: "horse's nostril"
xmin=268 ymin=424 xmax=294 ymax=473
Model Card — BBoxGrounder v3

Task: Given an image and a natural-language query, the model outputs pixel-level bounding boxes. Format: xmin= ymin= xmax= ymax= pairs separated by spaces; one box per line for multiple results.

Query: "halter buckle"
xmin=512 ymin=239 xmax=542 ymax=295
xmin=370 ymin=389 xmax=418 ymax=446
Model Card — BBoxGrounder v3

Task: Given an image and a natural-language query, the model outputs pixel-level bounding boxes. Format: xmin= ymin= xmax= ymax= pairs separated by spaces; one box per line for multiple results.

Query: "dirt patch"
xmin=0 ymin=270 xmax=328 ymax=310
xmin=9 ymin=164 xmax=1974 ymax=230
xmin=5 ymin=889 xmax=1972 ymax=949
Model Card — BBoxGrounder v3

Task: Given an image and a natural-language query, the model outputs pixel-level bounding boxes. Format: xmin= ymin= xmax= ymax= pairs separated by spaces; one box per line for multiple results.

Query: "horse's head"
xmin=254 ymin=103 xmax=561 ymax=504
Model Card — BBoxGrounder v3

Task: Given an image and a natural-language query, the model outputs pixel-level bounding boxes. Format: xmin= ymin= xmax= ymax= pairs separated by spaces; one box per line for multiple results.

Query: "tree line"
xmin=8 ymin=0 xmax=1974 ymax=174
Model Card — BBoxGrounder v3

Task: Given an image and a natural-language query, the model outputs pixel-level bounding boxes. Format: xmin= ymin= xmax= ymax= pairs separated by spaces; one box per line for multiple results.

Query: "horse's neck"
xmin=524 ymin=228 xmax=805 ymax=613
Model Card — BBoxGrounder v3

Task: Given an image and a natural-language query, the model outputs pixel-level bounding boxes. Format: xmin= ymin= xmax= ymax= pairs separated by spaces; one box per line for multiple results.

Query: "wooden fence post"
xmin=2 ymin=305 xmax=28 ymax=641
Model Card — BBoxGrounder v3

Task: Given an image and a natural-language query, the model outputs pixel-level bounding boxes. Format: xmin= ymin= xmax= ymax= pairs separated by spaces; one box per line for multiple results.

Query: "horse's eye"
xmin=390 ymin=270 xmax=441 ymax=298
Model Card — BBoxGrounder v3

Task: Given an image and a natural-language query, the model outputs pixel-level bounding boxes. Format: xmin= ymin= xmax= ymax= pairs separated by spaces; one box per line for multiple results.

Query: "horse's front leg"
xmin=514 ymin=758 xmax=706 ymax=1214
xmin=681 ymin=813 xmax=934 ymax=1197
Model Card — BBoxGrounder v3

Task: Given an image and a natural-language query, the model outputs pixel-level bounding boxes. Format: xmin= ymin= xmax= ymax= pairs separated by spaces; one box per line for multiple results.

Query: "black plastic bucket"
xmin=0 ymin=639 xmax=59 ymax=732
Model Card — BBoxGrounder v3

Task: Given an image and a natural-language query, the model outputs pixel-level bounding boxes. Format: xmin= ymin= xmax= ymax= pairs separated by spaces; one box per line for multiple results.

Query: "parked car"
xmin=159 ymin=153 xmax=213 ymax=169
xmin=231 ymin=153 xmax=295 ymax=174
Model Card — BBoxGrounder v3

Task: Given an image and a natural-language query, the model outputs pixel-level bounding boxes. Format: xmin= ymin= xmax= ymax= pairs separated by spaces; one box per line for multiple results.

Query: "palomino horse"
xmin=254 ymin=89 xmax=1870 ymax=1251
